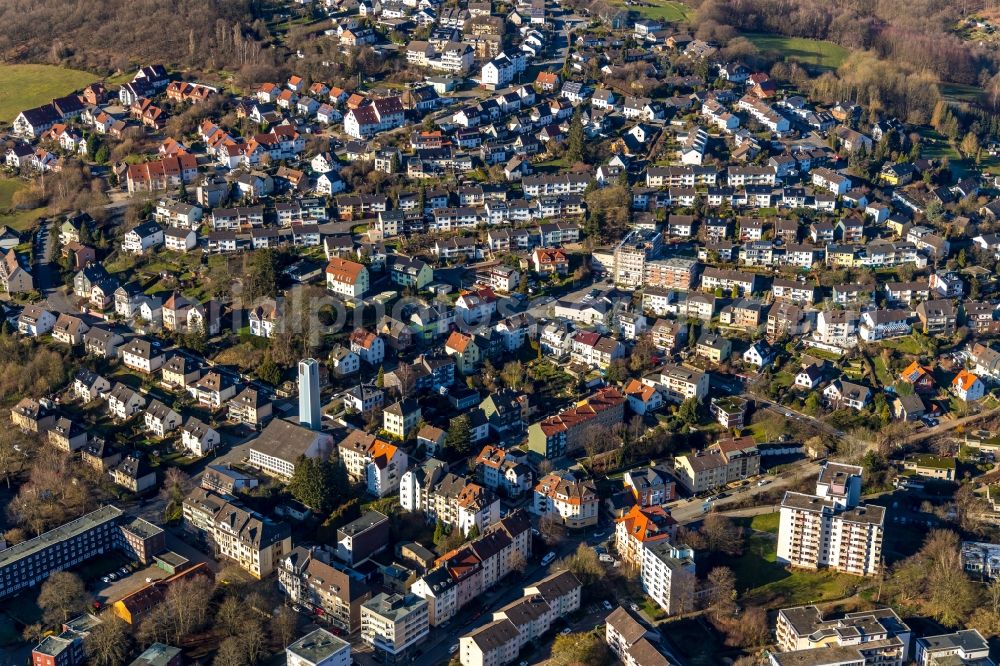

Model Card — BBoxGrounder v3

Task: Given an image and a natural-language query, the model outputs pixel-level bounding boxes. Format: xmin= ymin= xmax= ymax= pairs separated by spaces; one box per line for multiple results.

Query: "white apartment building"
xmin=459 ymin=572 xmax=581 ymax=666
xmin=773 ymin=605 xmax=910 ymax=666
xmin=361 ymin=594 xmax=429 ymax=662
xmin=815 ymin=310 xmax=860 ymax=348
xmin=286 ymin=628 xmax=351 ymax=666
xmin=400 ymin=460 xmax=500 ymax=536
xmin=777 ymin=462 xmax=884 ymax=576
xmin=641 ymin=364 xmax=709 ymax=404
xmin=640 ymin=541 xmax=695 ymax=616
xmin=339 ymin=430 xmax=408 ymax=497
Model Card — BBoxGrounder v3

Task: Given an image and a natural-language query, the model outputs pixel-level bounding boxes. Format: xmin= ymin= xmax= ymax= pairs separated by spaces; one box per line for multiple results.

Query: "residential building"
xmin=915 ymin=630 xmax=992 ymax=666
xmin=531 ymin=472 xmax=599 ymax=528
xmin=361 ymin=593 xmax=430 ymax=663
xmin=777 ymin=462 xmax=884 ymax=576
xmin=527 ymin=387 xmax=626 ymax=459
xmin=640 ymin=540 xmax=695 ymax=615
xmin=339 ymin=430 xmax=408 ymax=497
xmin=0 ymin=506 xmax=133 ymax=598
xmin=337 ymin=511 xmax=391 ymax=565
xmin=182 ymin=488 xmax=291 ymax=578
xmin=278 ymin=545 xmax=371 ymax=634
xmin=286 ymin=628 xmax=351 ymax=666
xmin=674 ymin=436 xmax=760 ymax=493
xmin=772 ymin=605 xmax=910 ymax=666
xmin=606 ymin=607 xmax=672 ymax=666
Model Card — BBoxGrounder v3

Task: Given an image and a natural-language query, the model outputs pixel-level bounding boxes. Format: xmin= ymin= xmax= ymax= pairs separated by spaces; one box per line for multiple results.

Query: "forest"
xmin=0 ymin=0 xmax=272 ymax=76
xmin=691 ymin=0 xmax=1000 ymax=88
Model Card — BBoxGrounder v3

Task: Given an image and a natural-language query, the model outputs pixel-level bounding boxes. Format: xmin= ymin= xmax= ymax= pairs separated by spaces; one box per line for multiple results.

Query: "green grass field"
xmin=608 ymin=0 xmax=692 ymax=22
xmin=749 ymin=512 xmax=780 ymax=534
xmin=728 ymin=533 xmax=858 ymax=607
xmin=634 ymin=0 xmax=691 ymax=22
xmin=0 ymin=64 xmax=96 ymax=123
xmin=0 ymin=179 xmax=22 ymax=209
xmin=0 ymin=178 xmax=45 ymax=232
xmin=743 ymin=33 xmax=849 ymax=70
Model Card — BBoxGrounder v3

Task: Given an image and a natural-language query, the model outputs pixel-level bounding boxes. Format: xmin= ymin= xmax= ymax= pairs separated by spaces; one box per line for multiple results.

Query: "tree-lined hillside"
xmin=0 ymin=0 xmax=269 ymax=75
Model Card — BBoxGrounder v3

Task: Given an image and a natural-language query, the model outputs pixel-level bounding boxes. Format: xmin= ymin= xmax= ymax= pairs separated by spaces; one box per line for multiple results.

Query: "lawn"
xmin=726 ymin=533 xmax=858 ymax=607
xmin=872 ymin=355 xmax=893 ymax=387
xmin=0 ymin=177 xmax=45 ymax=233
xmin=635 ymin=0 xmax=691 ymax=22
xmin=608 ymin=0 xmax=692 ymax=21
xmin=881 ymin=336 xmax=924 ymax=356
xmin=0 ymin=64 xmax=97 ymax=122
xmin=743 ymin=33 xmax=849 ymax=70
xmin=749 ymin=511 xmax=780 ymax=534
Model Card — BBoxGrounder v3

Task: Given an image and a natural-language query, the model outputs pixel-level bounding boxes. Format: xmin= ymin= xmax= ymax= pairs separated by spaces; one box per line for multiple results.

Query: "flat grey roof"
xmin=0 ymin=505 xmax=122 ymax=569
xmin=287 ymin=628 xmax=349 ymax=663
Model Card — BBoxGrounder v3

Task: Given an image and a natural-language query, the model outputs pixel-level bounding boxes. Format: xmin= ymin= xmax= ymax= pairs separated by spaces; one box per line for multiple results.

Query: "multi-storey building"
xmin=777 ymin=462 xmax=884 ymax=576
xmin=614 ymin=504 xmax=678 ymax=569
xmin=361 ymin=594 xmax=430 ymax=663
xmin=399 ymin=462 xmax=500 ymax=536
xmin=526 ymin=387 xmax=626 ymax=459
xmin=606 ymin=606 xmax=673 ymax=666
xmin=531 ymin=472 xmax=599 ymax=528
xmin=459 ymin=572 xmax=582 ymax=666
xmin=339 ymin=430 xmax=408 ymax=497
xmin=674 ymin=436 xmax=760 ymax=493
xmin=640 ymin=540 xmax=695 ymax=615
xmin=411 ymin=512 xmax=531 ymax=627
xmin=286 ymin=628 xmax=351 ymax=666
xmin=773 ymin=605 xmax=910 ymax=666
xmin=278 ymin=545 xmax=372 ymax=634
xmin=642 ymin=364 xmax=709 ymax=404
xmin=182 ymin=488 xmax=291 ymax=578
xmin=915 ymin=630 xmax=992 ymax=666
xmin=0 ymin=506 xmax=164 ymax=599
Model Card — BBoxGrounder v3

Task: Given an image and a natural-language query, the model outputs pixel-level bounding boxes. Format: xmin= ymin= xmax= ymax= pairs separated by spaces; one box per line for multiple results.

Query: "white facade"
xmin=777 ymin=462 xmax=884 ymax=576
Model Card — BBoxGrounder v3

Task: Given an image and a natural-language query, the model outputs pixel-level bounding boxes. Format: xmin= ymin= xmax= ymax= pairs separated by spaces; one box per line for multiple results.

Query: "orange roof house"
xmin=534 ymin=71 xmax=561 ymax=90
xmin=446 ymin=330 xmax=473 ymax=354
xmin=953 ymin=369 xmax=984 ymax=401
xmin=614 ymin=504 xmax=678 ymax=567
xmin=531 ymin=247 xmax=568 ymax=274
xmin=900 ymin=360 xmax=935 ymax=392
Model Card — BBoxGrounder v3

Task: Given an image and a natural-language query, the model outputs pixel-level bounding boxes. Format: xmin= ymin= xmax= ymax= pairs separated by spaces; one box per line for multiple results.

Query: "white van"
xmin=541 ymin=552 xmax=556 ymax=566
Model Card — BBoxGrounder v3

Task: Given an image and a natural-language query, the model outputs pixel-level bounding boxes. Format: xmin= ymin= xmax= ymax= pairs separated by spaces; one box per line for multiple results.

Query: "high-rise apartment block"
xmin=777 ymin=462 xmax=884 ymax=576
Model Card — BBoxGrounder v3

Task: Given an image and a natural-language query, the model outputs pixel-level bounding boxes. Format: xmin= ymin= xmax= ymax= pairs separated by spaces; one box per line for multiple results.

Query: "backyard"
xmin=0 ymin=64 xmax=97 ymax=123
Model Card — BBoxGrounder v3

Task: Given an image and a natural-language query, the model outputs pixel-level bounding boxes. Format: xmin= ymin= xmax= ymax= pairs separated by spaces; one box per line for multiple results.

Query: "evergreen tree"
xmin=258 ymin=354 xmax=282 ymax=385
xmin=566 ymin=108 xmax=585 ymax=164
xmin=244 ymin=249 xmax=279 ymax=305
xmin=466 ymin=523 xmax=480 ymax=540
xmin=433 ymin=519 xmax=446 ymax=546
xmin=376 ymin=365 xmax=385 ymax=388
xmin=446 ymin=414 xmax=473 ymax=456
xmin=289 ymin=456 xmax=343 ymax=512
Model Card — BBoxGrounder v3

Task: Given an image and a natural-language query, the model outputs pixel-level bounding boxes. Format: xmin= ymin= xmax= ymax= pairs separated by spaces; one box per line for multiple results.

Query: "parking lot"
xmin=90 ymin=560 xmax=169 ymax=607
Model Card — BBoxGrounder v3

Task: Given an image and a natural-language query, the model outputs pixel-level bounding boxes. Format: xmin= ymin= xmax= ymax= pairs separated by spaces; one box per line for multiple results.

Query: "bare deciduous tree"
xmin=37 ymin=571 xmax=89 ymax=624
xmin=84 ymin=615 xmax=133 ymax=666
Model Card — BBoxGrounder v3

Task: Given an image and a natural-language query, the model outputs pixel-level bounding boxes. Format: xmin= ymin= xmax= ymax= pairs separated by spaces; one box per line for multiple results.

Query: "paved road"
xmin=669 ymin=457 xmax=821 ymax=524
